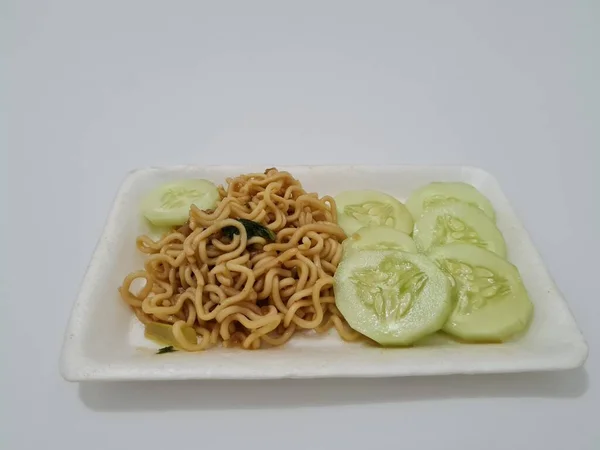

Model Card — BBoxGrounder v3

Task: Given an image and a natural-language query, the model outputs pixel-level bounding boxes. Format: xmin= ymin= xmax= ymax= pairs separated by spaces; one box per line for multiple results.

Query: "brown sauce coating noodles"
xmin=119 ymin=168 xmax=361 ymax=350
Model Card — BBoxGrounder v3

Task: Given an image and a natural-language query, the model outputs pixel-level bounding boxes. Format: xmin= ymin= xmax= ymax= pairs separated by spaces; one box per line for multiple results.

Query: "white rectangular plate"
xmin=60 ymin=165 xmax=588 ymax=381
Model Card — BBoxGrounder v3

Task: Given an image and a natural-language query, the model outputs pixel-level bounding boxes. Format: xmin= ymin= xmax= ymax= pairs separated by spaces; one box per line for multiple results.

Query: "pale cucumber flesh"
xmin=335 ymin=190 xmax=413 ymax=236
xmin=429 ymin=243 xmax=533 ymax=342
xmin=334 ymin=250 xmax=452 ymax=346
xmin=141 ymin=179 xmax=220 ymax=227
xmin=406 ymin=182 xmax=496 ymax=221
xmin=413 ymin=202 xmax=506 ymax=257
xmin=344 ymin=225 xmax=418 ymax=253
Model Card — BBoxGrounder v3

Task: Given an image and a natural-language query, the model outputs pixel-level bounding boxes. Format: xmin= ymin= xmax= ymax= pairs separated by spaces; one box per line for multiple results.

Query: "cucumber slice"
xmin=335 ymin=190 xmax=413 ymax=236
xmin=141 ymin=179 xmax=219 ymax=227
xmin=429 ymin=243 xmax=533 ymax=342
xmin=407 ymin=182 xmax=495 ymax=221
xmin=344 ymin=225 xmax=417 ymax=253
xmin=334 ymin=250 xmax=452 ymax=346
xmin=413 ymin=202 xmax=506 ymax=257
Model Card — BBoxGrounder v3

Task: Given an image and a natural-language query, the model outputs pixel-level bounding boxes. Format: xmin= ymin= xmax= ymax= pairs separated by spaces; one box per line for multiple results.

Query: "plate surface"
xmin=60 ymin=165 xmax=588 ymax=381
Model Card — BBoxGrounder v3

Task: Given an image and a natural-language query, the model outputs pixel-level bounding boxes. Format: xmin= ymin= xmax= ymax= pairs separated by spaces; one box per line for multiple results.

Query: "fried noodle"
xmin=119 ymin=168 xmax=361 ymax=350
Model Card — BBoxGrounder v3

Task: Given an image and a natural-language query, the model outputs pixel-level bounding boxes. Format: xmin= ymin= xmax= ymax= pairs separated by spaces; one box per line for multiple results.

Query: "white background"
xmin=2 ymin=1 xmax=599 ymax=449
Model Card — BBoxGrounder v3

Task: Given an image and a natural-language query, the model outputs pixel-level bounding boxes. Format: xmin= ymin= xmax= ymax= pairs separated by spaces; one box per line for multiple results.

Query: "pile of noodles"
xmin=119 ymin=168 xmax=361 ymax=350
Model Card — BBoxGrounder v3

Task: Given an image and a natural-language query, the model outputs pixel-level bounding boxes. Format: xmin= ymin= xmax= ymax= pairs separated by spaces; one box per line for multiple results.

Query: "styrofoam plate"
xmin=60 ymin=165 xmax=588 ymax=381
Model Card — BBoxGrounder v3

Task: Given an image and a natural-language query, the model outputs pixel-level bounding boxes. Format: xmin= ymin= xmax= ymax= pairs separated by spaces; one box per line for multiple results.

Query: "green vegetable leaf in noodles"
xmin=157 ymin=346 xmax=177 ymax=354
xmin=222 ymin=219 xmax=276 ymax=242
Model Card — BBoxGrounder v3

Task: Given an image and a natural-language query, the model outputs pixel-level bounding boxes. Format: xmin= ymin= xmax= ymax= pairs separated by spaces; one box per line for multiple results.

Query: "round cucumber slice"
xmin=429 ymin=243 xmax=533 ymax=342
xmin=335 ymin=190 xmax=413 ymax=236
xmin=413 ymin=202 xmax=506 ymax=257
xmin=343 ymin=225 xmax=417 ymax=253
xmin=141 ymin=179 xmax=219 ymax=227
xmin=406 ymin=182 xmax=496 ymax=221
xmin=334 ymin=250 xmax=452 ymax=346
